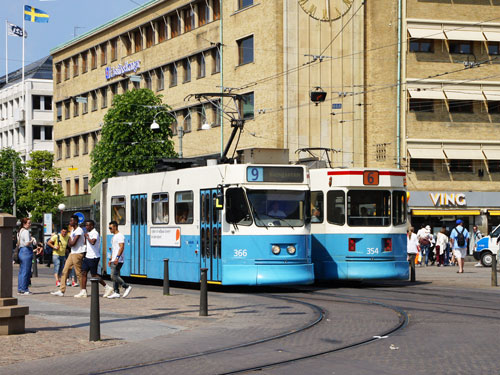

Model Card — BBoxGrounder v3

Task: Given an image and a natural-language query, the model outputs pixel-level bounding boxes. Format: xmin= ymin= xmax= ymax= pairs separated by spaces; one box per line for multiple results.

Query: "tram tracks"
xmin=90 ymin=289 xmax=409 ymax=375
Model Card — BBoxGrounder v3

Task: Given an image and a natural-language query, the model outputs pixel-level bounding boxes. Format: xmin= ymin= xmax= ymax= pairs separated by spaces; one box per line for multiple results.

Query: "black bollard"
xmin=163 ymin=258 xmax=170 ymax=295
xmin=89 ymin=278 xmax=101 ymax=341
xmin=409 ymin=254 xmax=416 ymax=282
xmin=32 ymin=255 xmax=38 ymax=278
xmin=492 ymin=254 xmax=497 ymax=287
xmin=200 ymin=268 xmax=208 ymax=316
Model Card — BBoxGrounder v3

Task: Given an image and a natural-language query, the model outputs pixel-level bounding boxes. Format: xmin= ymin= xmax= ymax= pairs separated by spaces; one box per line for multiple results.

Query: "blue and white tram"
xmin=309 ymin=168 xmax=408 ymax=281
xmin=99 ymin=164 xmax=314 ymax=285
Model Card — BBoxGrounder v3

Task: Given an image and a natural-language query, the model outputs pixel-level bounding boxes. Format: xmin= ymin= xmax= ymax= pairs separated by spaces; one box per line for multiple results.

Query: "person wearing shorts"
xmin=47 ymin=227 xmax=70 ymax=287
xmin=74 ymin=220 xmax=113 ymax=298
xmin=450 ymin=219 xmax=469 ymax=274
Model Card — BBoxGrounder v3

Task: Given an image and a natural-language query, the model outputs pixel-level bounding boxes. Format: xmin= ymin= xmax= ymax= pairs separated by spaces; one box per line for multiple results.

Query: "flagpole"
xmin=22 ymin=8 xmax=25 ymax=125
xmin=5 ymin=20 xmax=8 ymax=83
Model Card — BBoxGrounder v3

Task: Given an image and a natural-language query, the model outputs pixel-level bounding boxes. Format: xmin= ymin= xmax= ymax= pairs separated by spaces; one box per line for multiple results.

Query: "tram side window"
xmin=327 ymin=191 xmax=345 ymax=225
xmin=152 ymin=193 xmax=169 ymax=224
xmin=392 ymin=191 xmax=407 ymax=226
xmin=226 ymin=188 xmax=252 ymax=225
xmin=347 ymin=190 xmax=391 ymax=227
xmin=111 ymin=196 xmax=126 ymax=225
xmin=175 ymin=191 xmax=193 ymax=224
xmin=311 ymin=191 xmax=324 ymax=223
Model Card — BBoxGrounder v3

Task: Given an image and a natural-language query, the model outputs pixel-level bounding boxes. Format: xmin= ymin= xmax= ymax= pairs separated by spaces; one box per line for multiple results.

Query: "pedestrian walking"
xmin=75 ymin=220 xmax=113 ymax=298
xmin=471 ymin=225 xmax=483 ymax=267
xmin=17 ymin=218 xmax=42 ymax=295
xmin=435 ymin=226 xmax=449 ymax=267
xmin=51 ymin=215 xmax=86 ymax=297
xmin=407 ymin=226 xmax=419 ymax=265
xmin=417 ymin=225 xmax=432 ymax=266
xmin=47 ymin=227 xmax=70 ymax=287
xmin=450 ymin=219 xmax=469 ymax=274
xmin=107 ymin=221 xmax=132 ymax=299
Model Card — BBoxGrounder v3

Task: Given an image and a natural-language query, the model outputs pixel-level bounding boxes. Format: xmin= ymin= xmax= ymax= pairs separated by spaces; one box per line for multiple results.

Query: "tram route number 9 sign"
xmin=247 ymin=166 xmax=304 ymax=183
xmin=150 ymin=227 xmax=181 ymax=247
xmin=363 ymin=171 xmax=379 ymax=186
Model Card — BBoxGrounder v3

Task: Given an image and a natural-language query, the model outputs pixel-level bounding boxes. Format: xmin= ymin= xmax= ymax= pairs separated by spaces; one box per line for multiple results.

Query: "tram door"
xmin=131 ymin=194 xmax=147 ymax=276
xmin=200 ymin=189 xmax=222 ymax=282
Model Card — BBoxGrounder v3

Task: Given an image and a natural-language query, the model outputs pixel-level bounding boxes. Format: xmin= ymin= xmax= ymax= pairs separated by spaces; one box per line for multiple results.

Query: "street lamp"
xmin=57 ymin=203 xmax=65 ymax=231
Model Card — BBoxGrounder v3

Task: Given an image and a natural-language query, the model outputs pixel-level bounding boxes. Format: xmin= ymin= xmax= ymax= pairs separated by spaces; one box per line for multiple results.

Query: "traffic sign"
xmin=75 ymin=212 xmax=85 ymax=224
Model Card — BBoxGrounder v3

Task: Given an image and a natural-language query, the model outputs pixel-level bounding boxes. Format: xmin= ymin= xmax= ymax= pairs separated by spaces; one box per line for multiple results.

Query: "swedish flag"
xmin=24 ymin=5 xmax=50 ymax=23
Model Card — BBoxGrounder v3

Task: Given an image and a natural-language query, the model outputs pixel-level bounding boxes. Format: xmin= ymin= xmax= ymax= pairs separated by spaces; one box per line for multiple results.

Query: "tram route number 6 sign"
xmin=363 ymin=171 xmax=379 ymax=186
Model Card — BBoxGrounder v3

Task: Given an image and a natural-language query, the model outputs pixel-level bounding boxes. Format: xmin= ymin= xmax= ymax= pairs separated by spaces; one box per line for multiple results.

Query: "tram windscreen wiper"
xmin=266 ymin=214 xmax=295 ymax=229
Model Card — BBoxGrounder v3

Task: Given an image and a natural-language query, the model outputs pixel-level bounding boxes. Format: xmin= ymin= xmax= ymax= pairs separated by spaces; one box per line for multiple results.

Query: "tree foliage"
xmin=0 ymin=148 xmax=26 ymax=217
xmin=90 ymin=89 xmax=177 ymax=187
xmin=17 ymin=151 xmax=64 ymax=223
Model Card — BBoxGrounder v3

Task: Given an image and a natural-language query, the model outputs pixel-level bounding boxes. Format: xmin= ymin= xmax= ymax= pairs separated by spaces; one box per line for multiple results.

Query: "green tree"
xmin=0 ymin=148 xmax=26 ymax=217
xmin=90 ymin=89 xmax=176 ymax=187
xmin=17 ymin=151 xmax=64 ymax=223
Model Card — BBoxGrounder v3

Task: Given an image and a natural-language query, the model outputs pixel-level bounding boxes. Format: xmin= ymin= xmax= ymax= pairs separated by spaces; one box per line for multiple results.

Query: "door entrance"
xmin=131 ymin=194 xmax=147 ymax=275
xmin=200 ymin=189 xmax=222 ymax=282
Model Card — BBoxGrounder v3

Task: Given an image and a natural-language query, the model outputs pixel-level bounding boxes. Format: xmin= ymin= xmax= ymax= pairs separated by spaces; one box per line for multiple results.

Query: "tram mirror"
xmin=225 ymin=188 xmax=251 ymax=224
xmin=216 ymin=185 xmax=224 ymax=210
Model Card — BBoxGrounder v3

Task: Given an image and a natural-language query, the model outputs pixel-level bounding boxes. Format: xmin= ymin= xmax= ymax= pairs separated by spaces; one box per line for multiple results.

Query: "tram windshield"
xmin=246 ymin=189 xmax=307 ymax=227
xmin=347 ymin=190 xmax=391 ymax=227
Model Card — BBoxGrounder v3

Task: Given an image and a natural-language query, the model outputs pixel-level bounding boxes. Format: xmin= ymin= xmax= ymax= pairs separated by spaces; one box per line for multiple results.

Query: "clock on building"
xmin=298 ymin=0 xmax=353 ymax=22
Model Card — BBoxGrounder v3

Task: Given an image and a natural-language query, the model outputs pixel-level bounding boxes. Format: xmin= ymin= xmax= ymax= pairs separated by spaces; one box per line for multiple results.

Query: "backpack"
xmin=456 ymin=227 xmax=466 ymax=247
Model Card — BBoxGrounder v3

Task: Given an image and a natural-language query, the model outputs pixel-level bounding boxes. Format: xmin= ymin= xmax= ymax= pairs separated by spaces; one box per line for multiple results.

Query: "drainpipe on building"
xmin=396 ymin=0 xmax=402 ymax=169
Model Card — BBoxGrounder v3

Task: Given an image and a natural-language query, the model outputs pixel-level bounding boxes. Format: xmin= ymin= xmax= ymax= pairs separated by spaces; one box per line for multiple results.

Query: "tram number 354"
xmin=367 ymin=248 xmax=379 ymax=255
xmin=234 ymin=249 xmax=248 ymax=257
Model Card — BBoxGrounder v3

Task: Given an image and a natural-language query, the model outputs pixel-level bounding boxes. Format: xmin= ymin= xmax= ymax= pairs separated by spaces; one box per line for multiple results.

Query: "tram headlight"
xmin=287 ymin=245 xmax=296 ymax=255
xmin=272 ymin=245 xmax=281 ymax=255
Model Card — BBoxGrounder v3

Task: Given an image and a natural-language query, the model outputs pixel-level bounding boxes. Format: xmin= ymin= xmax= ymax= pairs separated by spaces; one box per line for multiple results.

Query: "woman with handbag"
xmin=17 ymin=218 xmax=42 ymax=295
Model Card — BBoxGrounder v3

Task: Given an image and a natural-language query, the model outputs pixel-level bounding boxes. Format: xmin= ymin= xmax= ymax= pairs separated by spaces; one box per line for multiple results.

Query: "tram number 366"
xmin=234 ymin=249 xmax=248 ymax=257
xmin=367 ymin=248 xmax=379 ymax=255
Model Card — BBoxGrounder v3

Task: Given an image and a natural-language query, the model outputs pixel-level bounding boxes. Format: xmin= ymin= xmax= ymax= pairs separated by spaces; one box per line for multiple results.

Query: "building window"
xmin=449 ymin=41 xmax=472 ymax=54
xmin=74 ymin=177 xmax=79 ymax=195
xmin=238 ymin=0 xmax=253 ymax=9
xmin=123 ymin=35 xmax=132 ymax=55
xmin=56 ymin=102 xmax=62 ymax=121
xmin=44 ymin=96 xmax=52 ymax=110
xmin=183 ymin=58 xmax=191 ymax=82
xmin=56 ymin=64 xmax=61 ymax=83
xmin=240 ymin=92 xmax=254 ymax=119
xmin=73 ymin=56 xmax=79 ymax=76
xmin=488 ymin=42 xmax=500 ymax=55
xmin=82 ymin=94 xmax=88 ymax=114
xmin=448 ymin=100 xmax=473 ymax=113
xmin=57 ymin=141 xmax=62 ymax=160
xmin=488 ymin=101 xmax=500 ymax=114
xmin=33 ymin=126 xmax=42 ymax=140
xmin=409 ymin=39 xmax=433 ymax=53
xmin=184 ymin=7 xmax=194 ymax=33
xmin=213 ymin=0 xmax=220 ymax=20
xmin=111 ymin=83 xmax=118 ymax=100
xmin=133 ymin=79 xmax=140 ymax=90
xmin=92 ymin=132 xmax=98 ymax=150
xmin=45 ymin=126 xmax=53 ymax=140
xmin=212 ymin=48 xmax=220 ymax=73
xmin=158 ymin=20 xmax=166 ymax=43
xmin=213 ymin=100 xmax=221 ymax=126
xmin=238 ymin=35 xmax=254 ymax=65
xmin=410 ymin=158 xmax=434 ymax=172
xmin=145 ymin=73 xmax=152 ymax=90
xmin=449 ymin=159 xmax=473 ymax=172
xmin=156 ymin=68 xmax=164 ymax=91
xmin=175 ymin=191 xmax=194 ymax=224
xmin=91 ymin=49 xmax=97 ymax=69
xmin=145 ymin=24 xmax=154 ymax=48
xmin=184 ymin=109 xmax=192 ymax=132
xmin=83 ymin=176 xmax=89 ymax=194
xmin=170 ymin=63 xmax=178 ymax=86
xmin=64 ymin=101 xmax=70 ymax=120
xmin=409 ymin=99 xmax=434 ymax=112
xmin=100 ymin=43 xmax=107 ymax=65
xmin=83 ymin=134 xmax=89 ymax=154
xmin=488 ymin=160 xmax=500 ymax=172
xmin=91 ymin=92 xmax=97 ymax=111
xmin=64 ymin=60 xmax=70 ymax=80
xmin=111 ymin=196 xmax=126 ymax=225
xmin=65 ymin=139 xmax=71 ymax=158
xmin=152 ymin=193 xmax=169 ymax=224
xmin=171 ymin=113 xmax=178 ymax=135
xmin=111 ymin=38 xmax=118 ymax=61
xmin=134 ymin=29 xmax=142 ymax=52
xmin=121 ymin=80 xmax=128 ymax=93
xmin=74 ymin=137 xmax=79 ymax=156
xmin=198 ymin=1 xmax=208 ymax=26
xmin=65 ymin=179 xmax=71 ymax=196
xmin=73 ymin=99 xmax=79 ymax=117
xmin=33 ymin=95 xmax=41 ymax=110
xmin=171 ymin=14 xmax=180 ymax=38
xmin=81 ymin=52 xmax=88 ymax=73
xmin=198 ymin=53 xmax=206 ymax=78
xmin=101 ymin=87 xmax=107 ymax=108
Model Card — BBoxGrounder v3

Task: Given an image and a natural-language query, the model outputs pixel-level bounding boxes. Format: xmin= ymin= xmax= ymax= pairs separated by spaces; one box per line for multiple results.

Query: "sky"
xmin=1 ymin=0 xmax=150 ymax=77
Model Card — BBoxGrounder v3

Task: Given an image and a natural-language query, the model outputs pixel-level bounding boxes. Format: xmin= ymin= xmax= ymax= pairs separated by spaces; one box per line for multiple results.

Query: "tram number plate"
xmin=234 ymin=249 xmax=248 ymax=257
xmin=363 ymin=171 xmax=379 ymax=186
xmin=367 ymin=248 xmax=379 ymax=255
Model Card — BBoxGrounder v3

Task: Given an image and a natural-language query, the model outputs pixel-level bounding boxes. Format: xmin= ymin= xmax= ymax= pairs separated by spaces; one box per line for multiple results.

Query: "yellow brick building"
xmin=51 ymin=0 xmax=500 ymax=232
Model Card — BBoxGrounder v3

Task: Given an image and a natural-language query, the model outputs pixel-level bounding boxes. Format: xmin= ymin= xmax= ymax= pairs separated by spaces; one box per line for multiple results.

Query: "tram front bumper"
xmin=223 ymin=263 xmax=314 ymax=286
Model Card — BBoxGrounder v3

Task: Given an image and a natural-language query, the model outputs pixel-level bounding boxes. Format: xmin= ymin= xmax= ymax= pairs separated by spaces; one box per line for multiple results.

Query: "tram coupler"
xmin=89 ymin=278 xmax=101 ymax=341
xmin=200 ymin=268 xmax=208 ymax=316
xmin=163 ymin=258 xmax=170 ymax=295
xmin=492 ymin=254 xmax=497 ymax=287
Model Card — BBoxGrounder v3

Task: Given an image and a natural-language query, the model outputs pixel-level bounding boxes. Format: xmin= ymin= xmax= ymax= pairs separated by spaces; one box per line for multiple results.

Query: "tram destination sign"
xmin=247 ymin=166 xmax=304 ymax=183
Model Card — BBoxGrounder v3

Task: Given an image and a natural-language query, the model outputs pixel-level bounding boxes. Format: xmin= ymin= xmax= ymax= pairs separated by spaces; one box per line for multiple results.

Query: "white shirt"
xmin=111 ymin=232 xmax=125 ymax=263
xmin=70 ymin=226 xmax=86 ymax=254
xmin=436 ymin=232 xmax=449 ymax=255
xmin=85 ymin=228 xmax=101 ymax=259
xmin=407 ymin=232 xmax=418 ymax=254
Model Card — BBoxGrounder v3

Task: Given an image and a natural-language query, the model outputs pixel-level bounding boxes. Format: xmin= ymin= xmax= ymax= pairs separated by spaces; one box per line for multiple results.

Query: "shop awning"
xmin=483 ymin=149 xmax=500 ymax=160
xmin=408 ymin=28 xmax=446 ymax=40
xmin=444 ymin=30 xmax=485 ymax=41
xmin=488 ymin=210 xmax=500 ymax=216
xmin=444 ymin=90 xmax=485 ymax=100
xmin=412 ymin=209 xmax=481 ymax=216
xmin=407 ymin=88 xmax=445 ymax=99
xmin=408 ymin=148 xmax=446 ymax=159
xmin=443 ymin=148 xmax=485 ymax=160
xmin=484 ymin=32 xmax=500 ymax=42
xmin=483 ymin=91 xmax=500 ymax=101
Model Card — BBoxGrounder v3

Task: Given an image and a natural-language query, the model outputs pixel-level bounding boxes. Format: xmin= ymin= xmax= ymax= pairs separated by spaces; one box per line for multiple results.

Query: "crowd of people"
xmin=407 ymin=220 xmax=482 ymax=274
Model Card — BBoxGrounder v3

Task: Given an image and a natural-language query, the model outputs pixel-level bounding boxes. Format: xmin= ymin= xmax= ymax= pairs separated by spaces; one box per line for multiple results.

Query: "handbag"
xmin=13 ymin=229 xmax=22 ymax=263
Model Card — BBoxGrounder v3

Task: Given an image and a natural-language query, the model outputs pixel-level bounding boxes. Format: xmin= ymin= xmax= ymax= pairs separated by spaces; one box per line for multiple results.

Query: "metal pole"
xmin=12 ymin=159 xmax=16 ymax=218
xmin=179 ymin=127 xmax=184 ymax=158
xmin=59 ymin=210 xmax=63 ymax=232
xmin=200 ymin=268 xmax=208 ymax=316
xmin=89 ymin=278 xmax=101 ymax=341
xmin=163 ymin=258 xmax=170 ymax=295
xmin=32 ymin=252 xmax=38 ymax=277
xmin=492 ymin=254 xmax=497 ymax=287
xmin=410 ymin=254 xmax=416 ymax=282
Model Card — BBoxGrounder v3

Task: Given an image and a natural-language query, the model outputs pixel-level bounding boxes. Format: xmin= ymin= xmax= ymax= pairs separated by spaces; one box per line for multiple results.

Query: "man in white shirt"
xmin=107 ymin=221 xmax=132 ymax=299
xmin=74 ymin=220 xmax=113 ymax=298
xmin=268 ymin=201 xmax=286 ymax=218
xmin=51 ymin=215 xmax=86 ymax=297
